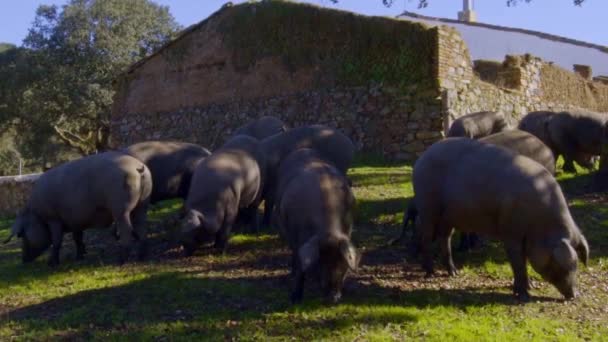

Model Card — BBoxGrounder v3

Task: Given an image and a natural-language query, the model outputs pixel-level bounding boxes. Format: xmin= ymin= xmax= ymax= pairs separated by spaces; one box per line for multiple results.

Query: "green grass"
xmin=1 ymin=156 xmax=607 ymax=341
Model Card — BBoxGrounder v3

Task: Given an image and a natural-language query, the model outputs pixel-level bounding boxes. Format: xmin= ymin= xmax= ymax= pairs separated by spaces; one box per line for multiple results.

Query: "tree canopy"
xmin=0 ymin=0 xmax=180 ymax=170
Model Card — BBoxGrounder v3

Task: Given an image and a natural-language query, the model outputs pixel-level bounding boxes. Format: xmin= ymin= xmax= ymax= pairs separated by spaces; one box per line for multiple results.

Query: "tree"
xmin=0 ymin=43 xmax=16 ymax=53
xmin=8 ymin=0 xmax=181 ymax=157
xmin=329 ymin=0 xmax=585 ymax=8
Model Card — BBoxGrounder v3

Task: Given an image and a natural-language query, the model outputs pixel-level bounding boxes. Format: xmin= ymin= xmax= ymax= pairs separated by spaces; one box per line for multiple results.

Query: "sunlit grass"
xmin=0 ymin=155 xmax=607 ymax=340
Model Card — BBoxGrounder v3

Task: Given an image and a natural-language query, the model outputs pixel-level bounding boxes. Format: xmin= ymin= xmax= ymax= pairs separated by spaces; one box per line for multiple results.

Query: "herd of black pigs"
xmin=7 ymin=109 xmax=606 ymax=303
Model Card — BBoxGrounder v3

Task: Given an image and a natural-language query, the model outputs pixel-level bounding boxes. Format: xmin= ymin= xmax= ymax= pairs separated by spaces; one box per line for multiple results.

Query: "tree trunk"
xmin=95 ymin=125 xmax=110 ymax=153
xmin=53 ymin=125 xmax=94 ymax=155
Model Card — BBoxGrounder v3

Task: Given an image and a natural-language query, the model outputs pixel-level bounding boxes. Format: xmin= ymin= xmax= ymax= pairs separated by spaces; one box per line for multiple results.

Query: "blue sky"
xmin=1 ymin=0 xmax=606 ymax=46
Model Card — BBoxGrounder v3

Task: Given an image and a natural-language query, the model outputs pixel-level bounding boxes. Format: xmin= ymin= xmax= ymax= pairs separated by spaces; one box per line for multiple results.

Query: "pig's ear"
xmin=575 ymin=235 xmax=589 ymax=267
xmin=553 ymin=239 xmax=577 ymax=270
xmin=528 ymin=242 xmax=551 ymax=270
xmin=298 ymin=235 xmax=319 ymax=272
xmin=181 ymin=210 xmax=202 ymax=233
xmin=340 ymin=240 xmax=359 ymax=271
xmin=9 ymin=212 xmax=27 ymax=241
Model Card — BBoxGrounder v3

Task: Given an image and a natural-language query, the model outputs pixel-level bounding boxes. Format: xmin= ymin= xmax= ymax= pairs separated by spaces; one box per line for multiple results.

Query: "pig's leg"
xmin=131 ymin=204 xmax=149 ymax=261
xmin=417 ymin=215 xmax=436 ymax=277
xmin=505 ymin=239 xmax=530 ymax=302
xmin=115 ymin=212 xmax=134 ymax=265
xmin=563 ymin=157 xmax=576 ymax=173
xmin=48 ymin=221 xmax=64 ymax=267
xmin=72 ymin=230 xmax=86 ymax=260
xmin=290 ymin=252 xmax=305 ymax=304
xmin=438 ymin=226 xmax=458 ymax=276
xmin=262 ymin=192 xmax=275 ymax=228
xmin=214 ymin=206 xmax=237 ymax=254
xmin=248 ymin=206 xmax=260 ymax=234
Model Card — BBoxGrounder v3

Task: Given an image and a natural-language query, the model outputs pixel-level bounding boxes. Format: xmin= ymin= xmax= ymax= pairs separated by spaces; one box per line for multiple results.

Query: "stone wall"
xmin=0 ymin=173 xmax=40 ymax=218
xmin=437 ymin=26 xmax=608 ymax=131
xmin=541 ymin=63 xmax=608 ymax=112
xmin=115 ymin=84 xmax=443 ymax=160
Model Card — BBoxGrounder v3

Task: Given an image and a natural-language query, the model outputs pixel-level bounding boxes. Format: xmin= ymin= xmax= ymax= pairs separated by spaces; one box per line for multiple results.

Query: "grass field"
xmin=1 ymin=157 xmax=607 ymax=341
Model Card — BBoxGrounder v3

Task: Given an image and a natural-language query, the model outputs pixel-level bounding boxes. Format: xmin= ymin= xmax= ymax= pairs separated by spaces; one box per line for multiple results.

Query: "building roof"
xmin=399 ymin=11 xmax=608 ymax=54
xmin=120 ymin=2 xmax=234 ymax=77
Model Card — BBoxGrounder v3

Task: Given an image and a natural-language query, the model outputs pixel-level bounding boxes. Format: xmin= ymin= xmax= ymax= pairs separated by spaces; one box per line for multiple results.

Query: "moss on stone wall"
xmin=218 ymin=1 xmax=437 ymax=91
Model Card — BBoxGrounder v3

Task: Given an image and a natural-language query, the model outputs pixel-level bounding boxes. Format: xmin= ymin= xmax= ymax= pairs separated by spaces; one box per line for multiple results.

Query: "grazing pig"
xmin=413 ymin=138 xmax=589 ymax=301
xmin=518 ymin=111 xmax=602 ymax=172
xmin=480 ymin=129 xmax=556 ymax=175
xmin=178 ymin=135 xmax=264 ymax=256
xmin=390 ymin=130 xmax=556 ymax=251
xmin=454 ymin=129 xmax=558 ymax=252
xmin=260 ymin=125 xmax=355 ymax=226
xmin=274 ymin=148 xmax=359 ymax=303
xmin=4 ymin=152 xmax=152 ymax=266
xmin=517 ymin=111 xmax=555 ymax=148
xmin=233 ymin=116 xmax=288 ymax=140
xmin=545 ymin=110 xmax=605 ymax=172
xmin=447 ymin=111 xmax=509 ymax=139
xmin=123 ymin=141 xmax=211 ymax=203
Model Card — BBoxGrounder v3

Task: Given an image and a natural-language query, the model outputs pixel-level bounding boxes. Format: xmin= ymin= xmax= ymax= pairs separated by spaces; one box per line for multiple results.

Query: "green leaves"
xmin=0 ymin=0 xmax=181 ymax=171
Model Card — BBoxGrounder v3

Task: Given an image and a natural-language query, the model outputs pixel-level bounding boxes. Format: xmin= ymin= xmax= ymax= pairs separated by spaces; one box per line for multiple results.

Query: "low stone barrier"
xmin=0 ymin=173 xmax=41 ymax=218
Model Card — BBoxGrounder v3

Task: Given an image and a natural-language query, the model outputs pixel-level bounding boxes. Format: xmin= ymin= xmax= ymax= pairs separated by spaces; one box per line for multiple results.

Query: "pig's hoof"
xmin=137 ymin=245 xmax=148 ymax=261
xmin=290 ymin=293 xmax=303 ymax=305
xmin=76 ymin=248 xmax=87 ymax=260
xmin=137 ymin=251 xmax=147 ymax=261
xmin=213 ymin=243 xmax=228 ymax=255
xmin=117 ymin=249 xmax=130 ymax=265
xmin=182 ymin=245 xmax=195 ymax=257
xmin=515 ymin=291 xmax=530 ymax=302
xmin=327 ymin=292 xmax=342 ymax=304
xmin=448 ymin=263 xmax=459 ymax=277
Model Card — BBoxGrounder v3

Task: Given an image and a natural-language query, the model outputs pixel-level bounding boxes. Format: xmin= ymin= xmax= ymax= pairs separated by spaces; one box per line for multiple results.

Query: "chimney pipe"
xmin=458 ymin=0 xmax=477 ymax=22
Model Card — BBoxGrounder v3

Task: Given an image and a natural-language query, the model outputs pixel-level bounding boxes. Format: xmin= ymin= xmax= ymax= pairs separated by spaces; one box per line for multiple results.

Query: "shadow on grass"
xmin=569 ymin=200 xmax=608 ymax=259
xmin=0 ymin=225 xmax=286 ymax=289
xmin=352 ymin=153 xmax=412 ymax=168
xmin=0 ymin=226 xmax=129 ymax=288
xmin=555 ymin=169 xmax=608 ymax=259
xmin=4 ymin=266 xmax=551 ymax=340
xmin=355 ymin=196 xmax=411 ymax=226
xmin=558 ymin=172 xmax=597 ymax=197
xmin=350 ymin=169 xmax=412 ymax=188
xmin=350 ymin=283 xmax=560 ymax=309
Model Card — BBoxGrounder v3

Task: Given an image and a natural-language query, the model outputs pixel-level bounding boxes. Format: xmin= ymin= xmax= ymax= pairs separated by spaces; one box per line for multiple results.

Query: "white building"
xmin=399 ymin=1 xmax=608 ymax=78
